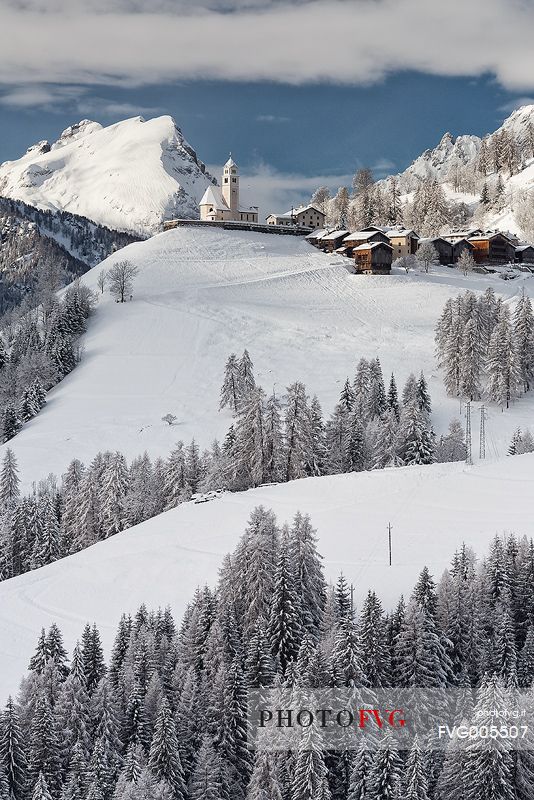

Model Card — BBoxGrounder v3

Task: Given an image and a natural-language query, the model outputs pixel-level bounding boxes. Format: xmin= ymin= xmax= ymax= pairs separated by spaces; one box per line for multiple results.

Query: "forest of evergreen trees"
xmin=1 ymin=509 xmax=534 ymax=800
xmin=0 ymin=282 xmax=96 ymax=444
xmin=0 ymin=352 xmax=467 ymax=582
xmin=435 ymin=288 xmax=534 ymax=408
xmin=0 ymin=198 xmax=137 ymax=313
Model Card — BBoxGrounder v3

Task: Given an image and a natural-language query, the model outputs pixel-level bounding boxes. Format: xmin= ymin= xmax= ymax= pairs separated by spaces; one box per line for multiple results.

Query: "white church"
xmin=199 ymin=157 xmax=259 ymax=223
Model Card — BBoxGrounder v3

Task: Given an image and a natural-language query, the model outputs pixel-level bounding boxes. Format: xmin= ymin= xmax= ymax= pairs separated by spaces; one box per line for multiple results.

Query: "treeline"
xmin=435 ymin=287 xmax=534 ymax=408
xmin=0 ymin=282 xmax=96 ymax=443
xmin=218 ymin=351 xmax=464 ymax=488
xmin=1 ymin=511 xmax=534 ymax=800
xmin=0 ymin=353 xmax=467 ymax=582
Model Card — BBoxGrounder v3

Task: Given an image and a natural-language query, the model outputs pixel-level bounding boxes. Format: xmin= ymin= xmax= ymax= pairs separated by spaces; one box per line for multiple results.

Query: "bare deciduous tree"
xmin=97 ymin=269 xmax=108 ymax=295
xmin=108 ymin=260 xmax=139 ymax=303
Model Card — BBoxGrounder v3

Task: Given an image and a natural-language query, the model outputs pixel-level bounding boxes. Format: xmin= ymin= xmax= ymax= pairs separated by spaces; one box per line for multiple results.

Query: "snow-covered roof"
xmin=343 ymin=230 xmax=386 ymax=242
xmin=224 ymin=156 xmax=237 ymax=168
xmin=516 ymin=244 xmax=534 ymax=251
xmin=199 ymin=185 xmax=228 ymax=211
xmin=306 ymin=229 xmax=328 ymax=240
xmin=468 ymin=232 xmax=514 ymax=243
xmin=354 ymin=242 xmax=393 ymax=251
xmin=386 ymin=229 xmax=419 ymax=239
xmin=321 ymin=229 xmax=350 ymax=240
xmin=419 ymin=237 xmax=451 ymax=245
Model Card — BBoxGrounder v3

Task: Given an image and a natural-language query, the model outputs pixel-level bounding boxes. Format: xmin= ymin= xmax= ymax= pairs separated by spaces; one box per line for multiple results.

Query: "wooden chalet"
xmin=418 ymin=237 xmax=453 ymax=265
xmin=353 ymin=242 xmax=393 ymax=274
xmin=320 ymin=229 xmax=350 ymax=252
xmin=386 ymin=228 xmax=420 ymax=259
xmin=305 ymin=228 xmax=329 ymax=247
xmin=340 ymin=229 xmax=389 ymax=257
xmin=516 ymin=245 xmax=534 ymax=264
xmin=468 ymin=232 xmax=515 ymax=265
xmin=448 ymin=238 xmax=475 ymax=262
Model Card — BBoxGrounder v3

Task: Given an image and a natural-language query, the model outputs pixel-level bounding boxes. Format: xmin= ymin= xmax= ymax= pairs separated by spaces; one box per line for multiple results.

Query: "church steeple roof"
xmin=224 ymin=154 xmax=237 ymax=168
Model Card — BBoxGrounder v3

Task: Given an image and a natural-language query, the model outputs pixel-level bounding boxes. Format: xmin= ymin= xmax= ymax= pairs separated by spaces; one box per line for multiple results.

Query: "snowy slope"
xmin=4 ymin=225 xmax=534 ymax=492
xmin=0 ymin=116 xmax=215 ymax=235
xmin=1 ymin=452 xmax=534 ymax=700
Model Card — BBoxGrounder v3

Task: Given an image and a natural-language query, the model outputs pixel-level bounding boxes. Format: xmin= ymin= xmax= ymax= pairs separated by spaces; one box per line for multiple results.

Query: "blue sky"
xmin=2 ymin=0 xmax=534 ymax=212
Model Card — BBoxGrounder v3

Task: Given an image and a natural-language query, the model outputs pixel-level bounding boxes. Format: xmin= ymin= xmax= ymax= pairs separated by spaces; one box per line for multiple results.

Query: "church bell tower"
xmin=222 ymin=155 xmax=239 ymax=217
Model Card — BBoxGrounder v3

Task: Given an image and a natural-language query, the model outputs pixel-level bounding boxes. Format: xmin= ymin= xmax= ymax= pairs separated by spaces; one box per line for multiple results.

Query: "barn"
xmin=353 ymin=242 xmax=393 ymax=274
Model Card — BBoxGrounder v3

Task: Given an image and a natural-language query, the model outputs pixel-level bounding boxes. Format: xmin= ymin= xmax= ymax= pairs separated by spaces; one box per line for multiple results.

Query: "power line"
xmin=465 ymin=401 xmax=473 ymax=465
xmin=479 ymin=404 xmax=486 ymax=460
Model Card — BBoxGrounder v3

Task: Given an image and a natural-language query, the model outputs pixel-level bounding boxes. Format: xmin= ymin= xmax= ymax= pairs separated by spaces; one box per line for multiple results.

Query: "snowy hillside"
xmin=0 ymin=116 xmax=215 ymax=235
xmin=3 ymin=225 xmax=534 ymax=491
xmin=1 ymin=451 xmax=534 ymax=700
xmin=387 ymin=104 xmax=534 ymax=236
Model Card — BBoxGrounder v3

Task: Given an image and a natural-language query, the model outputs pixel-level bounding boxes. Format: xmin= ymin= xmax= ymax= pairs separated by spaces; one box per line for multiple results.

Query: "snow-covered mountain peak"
xmin=0 ymin=114 xmax=216 ymax=235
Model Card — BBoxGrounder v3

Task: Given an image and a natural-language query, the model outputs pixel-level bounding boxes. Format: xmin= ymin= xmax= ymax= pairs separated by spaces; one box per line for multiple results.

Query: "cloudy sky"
xmin=2 ymin=0 xmax=534 ymax=211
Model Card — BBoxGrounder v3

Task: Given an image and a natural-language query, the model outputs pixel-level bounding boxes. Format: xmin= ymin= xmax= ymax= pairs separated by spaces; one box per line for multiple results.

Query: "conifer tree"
xmin=283 ymin=383 xmax=312 ymax=483
xmin=264 ymin=392 xmax=283 ymax=483
xmin=398 ymin=404 xmax=434 ymax=466
xmin=247 ymin=751 xmax=282 ymax=800
xmin=268 ymin=534 xmax=302 ymax=673
xmin=31 ymin=772 xmax=53 ymax=800
xmin=239 ymin=350 xmax=256 ymax=398
xmin=291 ymin=725 xmax=330 ymax=800
xmin=403 ymin=736 xmax=429 ymax=800
xmin=190 ymin=738 xmax=226 ymax=800
xmin=370 ymin=732 xmax=402 ymax=800
xmin=0 ymin=697 xmax=27 ymax=800
xmin=220 ymin=354 xmax=242 ymax=414
xmin=347 ymin=741 xmax=373 ymax=800
xmin=147 ymin=698 xmax=187 ymax=800
xmin=359 ymin=591 xmax=390 ymax=687
xmin=2 ymin=405 xmax=22 ymax=443
xmin=487 ymin=310 xmax=521 ymax=409
xmin=289 ymin=512 xmax=326 ymax=641
xmin=387 ymin=374 xmax=400 ymax=421
xmin=514 ymin=290 xmax=534 ymax=392
xmin=0 ymin=448 xmax=20 ymax=509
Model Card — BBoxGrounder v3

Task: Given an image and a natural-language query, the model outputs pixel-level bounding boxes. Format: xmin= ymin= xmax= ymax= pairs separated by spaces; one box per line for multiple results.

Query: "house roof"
xmin=468 ymin=232 xmax=514 ymax=243
xmin=342 ymin=230 xmax=385 ymax=242
xmin=516 ymin=245 xmax=534 ymax=252
xmin=321 ymin=229 xmax=350 ymax=240
xmin=419 ymin=237 xmax=452 ymax=246
xmin=386 ymin=228 xmax=419 ymax=239
xmin=199 ymin=185 xmax=228 ymax=211
xmin=306 ymin=229 xmax=328 ymax=240
xmin=354 ymin=242 xmax=393 ymax=251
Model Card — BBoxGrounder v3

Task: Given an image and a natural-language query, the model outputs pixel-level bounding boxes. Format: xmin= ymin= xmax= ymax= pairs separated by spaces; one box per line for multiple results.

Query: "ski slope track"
xmin=1 ymin=225 xmax=534 ymax=698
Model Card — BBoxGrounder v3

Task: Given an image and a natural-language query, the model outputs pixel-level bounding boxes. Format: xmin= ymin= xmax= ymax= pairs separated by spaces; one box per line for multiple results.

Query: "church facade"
xmin=199 ymin=157 xmax=258 ymax=223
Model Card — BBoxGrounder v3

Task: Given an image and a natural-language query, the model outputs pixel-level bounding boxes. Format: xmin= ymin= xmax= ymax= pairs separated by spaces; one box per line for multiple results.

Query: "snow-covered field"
xmin=3 ymin=225 xmax=533 ymax=490
xmin=1 ymin=452 xmax=534 ymax=700
xmin=1 ymin=224 xmax=534 ymax=699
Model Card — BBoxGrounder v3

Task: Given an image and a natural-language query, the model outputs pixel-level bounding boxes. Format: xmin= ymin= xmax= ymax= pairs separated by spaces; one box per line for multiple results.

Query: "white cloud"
xmin=0 ymin=84 xmax=162 ymax=117
xmin=1 ymin=0 xmax=534 ymax=91
xmin=256 ymin=115 xmax=291 ymax=123
xmin=499 ymin=97 xmax=534 ymax=114
xmin=208 ymin=161 xmax=353 ymax=218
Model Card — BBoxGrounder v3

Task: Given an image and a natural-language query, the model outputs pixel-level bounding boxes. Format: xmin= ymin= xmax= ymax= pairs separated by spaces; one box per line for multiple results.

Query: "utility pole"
xmin=465 ymin=401 xmax=473 ymax=465
xmin=479 ymin=404 xmax=486 ymax=460
xmin=388 ymin=522 xmax=392 ymax=566
xmin=350 ymin=583 xmax=354 ymax=617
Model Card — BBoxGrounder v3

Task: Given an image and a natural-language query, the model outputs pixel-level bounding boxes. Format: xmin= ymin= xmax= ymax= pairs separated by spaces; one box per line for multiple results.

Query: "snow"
xmin=1 ymin=224 xmax=534 ymax=698
xmin=3 ymin=224 xmax=534 ymax=492
xmin=0 ymin=116 xmax=215 ymax=235
xmin=1 ymin=451 xmax=534 ymax=700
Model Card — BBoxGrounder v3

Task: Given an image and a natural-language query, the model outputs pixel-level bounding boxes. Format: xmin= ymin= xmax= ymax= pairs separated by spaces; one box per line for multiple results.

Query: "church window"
xmin=224 ymin=178 xmax=228 ymax=183
xmin=232 ymin=178 xmax=236 ymax=183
